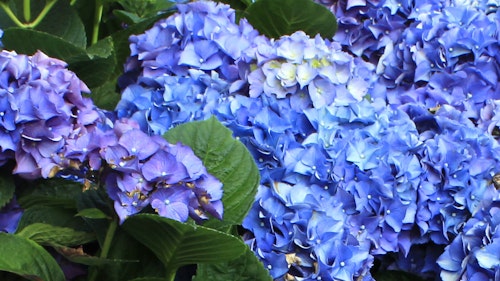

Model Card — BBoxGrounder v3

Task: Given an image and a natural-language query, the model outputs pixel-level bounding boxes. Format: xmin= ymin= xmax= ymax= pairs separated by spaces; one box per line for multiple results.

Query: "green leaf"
xmin=0 ymin=233 xmax=65 ymax=281
xmin=164 ymin=117 xmax=260 ymax=227
xmin=2 ymin=28 xmax=117 ymax=91
xmin=113 ymin=10 xmax=144 ymax=25
xmin=194 ymin=247 xmax=272 ymax=281
xmin=122 ymin=214 xmax=247 ymax=277
xmin=71 ymin=36 xmax=117 ymax=89
xmin=244 ymin=0 xmax=337 ymax=39
xmin=16 ymin=178 xmax=83 ymax=210
xmin=76 ymin=188 xmax=115 ymax=247
xmin=76 ymin=208 xmax=110 ymax=219
xmin=0 ymin=174 xmax=15 ymax=208
xmin=16 ymin=223 xmax=95 ymax=247
xmin=16 ymin=206 xmax=89 ymax=233
xmin=117 ymin=0 xmax=175 ymax=18
xmin=0 ymin=0 xmax=87 ymax=47
xmin=35 ymin=0 xmax=87 ymax=48
xmin=2 ymin=27 xmax=89 ymax=62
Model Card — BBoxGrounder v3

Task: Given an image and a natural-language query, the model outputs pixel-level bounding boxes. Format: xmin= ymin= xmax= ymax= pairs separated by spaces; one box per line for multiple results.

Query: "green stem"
xmin=23 ymin=0 xmax=31 ymax=22
xmin=27 ymin=0 xmax=58 ymax=28
xmin=0 ymin=2 xmax=25 ymax=28
xmin=92 ymin=0 xmax=104 ymax=44
xmin=88 ymin=219 xmax=117 ymax=281
xmin=0 ymin=0 xmax=56 ymax=29
xmin=166 ymin=270 xmax=177 ymax=281
xmin=100 ymin=219 xmax=117 ymax=258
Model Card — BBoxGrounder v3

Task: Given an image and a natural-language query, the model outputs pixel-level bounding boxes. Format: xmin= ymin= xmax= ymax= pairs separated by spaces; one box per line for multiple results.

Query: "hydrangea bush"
xmin=2 ymin=0 xmax=500 ymax=280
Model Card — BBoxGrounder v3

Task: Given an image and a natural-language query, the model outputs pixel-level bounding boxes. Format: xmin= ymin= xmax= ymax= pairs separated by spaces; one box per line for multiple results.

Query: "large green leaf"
xmin=72 ymin=36 xmax=117 ymax=89
xmin=164 ymin=117 xmax=260 ymax=227
xmin=2 ymin=27 xmax=89 ymax=62
xmin=193 ymin=247 xmax=272 ymax=281
xmin=0 ymin=233 xmax=65 ymax=281
xmin=0 ymin=0 xmax=86 ymax=48
xmin=35 ymin=0 xmax=87 ymax=48
xmin=16 ymin=206 xmax=86 ymax=232
xmin=122 ymin=214 xmax=247 ymax=278
xmin=16 ymin=178 xmax=83 ymax=210
xmin=244 ymin=0 xmax=337 ymax=39
xmin=16 ymin=223 xmax=95 ymax=247
xmin=0 ymin=174 xmax=15 ymax=208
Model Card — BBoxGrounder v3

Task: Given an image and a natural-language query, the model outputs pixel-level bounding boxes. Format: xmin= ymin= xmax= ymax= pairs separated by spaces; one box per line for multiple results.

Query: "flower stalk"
xmin=92 ymin=0 xmax=104 ymax=44
xmin=0 ymin=0 xmax=57 ymax=28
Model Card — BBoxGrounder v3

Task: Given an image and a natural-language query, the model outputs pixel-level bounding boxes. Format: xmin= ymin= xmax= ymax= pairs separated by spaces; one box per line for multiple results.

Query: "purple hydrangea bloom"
xmin=0 ymin=50 xmax=223 ymax=225
xmin=0 ymin=197 xmax=22 ymax=233
xmin=61 ymin=117 xmax=223 ymax=223
xmin=0 ymin=50 xmax=98 ymax=179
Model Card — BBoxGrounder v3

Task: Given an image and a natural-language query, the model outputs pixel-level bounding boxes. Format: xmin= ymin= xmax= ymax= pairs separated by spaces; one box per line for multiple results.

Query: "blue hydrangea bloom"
xmin=115 ymin=0 xmax=500 ymax=279
xmin=438 ymin=199 xmax=500 ymax=280
xmin=120 ymin=0 xmax=260 ymax=88
xmin=247 ymin=31 xmax=378 ymax=108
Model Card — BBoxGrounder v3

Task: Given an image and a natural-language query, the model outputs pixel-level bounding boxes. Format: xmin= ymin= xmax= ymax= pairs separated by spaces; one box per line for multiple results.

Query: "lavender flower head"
xmin=0 ymin=49 xmax=222 ymax=226
xmin=0 ymin=50 xmax=99 ymax=179
xmin=61 ymin=117 xmax=223 ymax=223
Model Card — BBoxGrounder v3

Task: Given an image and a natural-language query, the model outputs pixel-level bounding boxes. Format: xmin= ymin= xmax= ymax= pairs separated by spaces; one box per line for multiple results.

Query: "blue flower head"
xmin=120 ymin=0 xmax=260 ymax=88
xmin=247 ymin=31 xmax=378 ymax=108
xmin=438 ymin=200 xmax=500 ymax=280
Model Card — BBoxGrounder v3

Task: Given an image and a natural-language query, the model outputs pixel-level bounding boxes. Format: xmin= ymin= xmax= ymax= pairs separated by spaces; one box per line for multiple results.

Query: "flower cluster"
xmin=115 ymin=0 xmax=500 ymax=280
xmin=321 ymin=0 xmax=500 ymax=123
xmin=437 ymin=198 xmax=500 ymax=280
xmin=0 ymin=49 xmax=223 ymax=228
xmin=243 ymin=182 xmax=373 ymax=280
xmin=61 ymin=116 xmax=223 ymax=223
xmin=247 ymin=31 xmax=378 ymax=108
xmin=116 ymin=0 xmax=262 ymax=134
xmin=0 ymin=50 xmax=98 ymax=179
